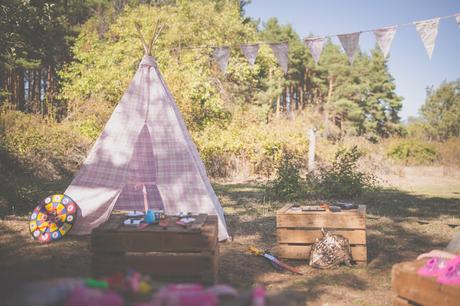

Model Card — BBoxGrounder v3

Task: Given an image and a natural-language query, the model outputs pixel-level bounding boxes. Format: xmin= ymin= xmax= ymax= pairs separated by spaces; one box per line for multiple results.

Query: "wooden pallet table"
xmin=392 ymin=259 xmax=460 ymax=306
xmin=91 ymin=213 xmax=218 ymax=283
xmin=275 ymin=204 xmax=367 ymax=265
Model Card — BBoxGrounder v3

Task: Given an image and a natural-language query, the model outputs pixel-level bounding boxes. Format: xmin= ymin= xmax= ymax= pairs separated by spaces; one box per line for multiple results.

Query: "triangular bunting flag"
xmin=338 ymin=32 xmax=360 ymax=64
xmin=373 ymin=26 xmax=397 ymax=58
xmin=240 ymin=44 xmax=260 ymax=66
xmin=269 ymin=42 xmax=289 ymax=74
xmin=456 ymin=14 xmax=460 ymax=28
xmin=414 ymin=18 xmax=440 ymax=60
xmin=213 ymin=47 xmax=230 ymax=73
xmin=304 ymin=37 xmax=327 ymax=64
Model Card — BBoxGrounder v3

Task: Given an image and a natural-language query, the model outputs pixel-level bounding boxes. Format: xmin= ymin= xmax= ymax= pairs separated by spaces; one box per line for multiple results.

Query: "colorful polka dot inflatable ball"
xmin=29 ymin=194 xmax=78 ymax=243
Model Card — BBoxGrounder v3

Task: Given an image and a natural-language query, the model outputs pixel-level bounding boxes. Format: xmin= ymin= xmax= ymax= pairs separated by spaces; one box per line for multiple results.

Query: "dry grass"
xmin=1 ymin=168 xmax=459 ymax=305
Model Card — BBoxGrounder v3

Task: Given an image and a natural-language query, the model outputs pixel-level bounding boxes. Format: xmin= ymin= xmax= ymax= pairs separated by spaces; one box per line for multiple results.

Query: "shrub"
xmin=266 ymin=146 xmax=377 ymax=200
xmin=317 ymin=146 xmax=377 ymax=198
xmin=0 ymin=109 xmax=90 ymax=178
xmin=266 ymin=152 xmax=308 ymax=201
xmin=194 ymin=110 xmax=309 ymax=179
xmin=386 ymin=139 xmax=438 ymax=165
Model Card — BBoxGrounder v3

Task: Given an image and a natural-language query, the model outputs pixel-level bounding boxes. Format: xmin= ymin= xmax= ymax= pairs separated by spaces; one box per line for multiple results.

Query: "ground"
xmin=0 ymin=167 xmax=459 ymax=305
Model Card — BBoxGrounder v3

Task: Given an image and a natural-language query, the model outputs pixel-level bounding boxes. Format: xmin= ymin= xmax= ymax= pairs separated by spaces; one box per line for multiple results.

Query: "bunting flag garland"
xmin=213 ymin=47 xmax=230 ymax=73
xmin=204 ymin=11 xmax=459 ymax=73
xmin=240 ymin=44 xmax=260 ymax=66
xmin=269 ymin=42 xmax=289 ymax=74
xmin=338 ymin=32 xmax=360 ymax=64
xmin=304 ymin=37 xmax=327 ymax=64
xmin=414 ymin=18 xmax=440 ymax=60
xmin=373 ymin=26 xmax=397 ymax=58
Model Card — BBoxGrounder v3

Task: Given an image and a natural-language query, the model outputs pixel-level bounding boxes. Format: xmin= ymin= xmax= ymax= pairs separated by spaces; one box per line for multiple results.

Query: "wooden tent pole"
xmin=135 ymin=22 xmax=149 ymax=55
xmin=135 ymin=20 xmax=165 ymax=56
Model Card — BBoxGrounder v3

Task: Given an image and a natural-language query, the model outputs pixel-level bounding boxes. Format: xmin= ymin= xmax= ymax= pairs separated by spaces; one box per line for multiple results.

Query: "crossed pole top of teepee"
xmin=135 ymin=19 xmax=165 ymax=57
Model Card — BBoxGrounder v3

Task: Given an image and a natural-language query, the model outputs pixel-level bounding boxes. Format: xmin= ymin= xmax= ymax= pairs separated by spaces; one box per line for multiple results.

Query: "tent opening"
xmin=114 ymin=123 xmax=164 ymax=211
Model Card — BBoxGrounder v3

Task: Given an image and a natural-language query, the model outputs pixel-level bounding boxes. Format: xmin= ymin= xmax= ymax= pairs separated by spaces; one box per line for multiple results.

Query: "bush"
xmin=317 ymin=146 xmax=377 ymax=198
xmin=0 ymin=109 xmax=90 ymax=178
xmin=266 ymin=152 xmax=309 ymax=201
xmin=194 ymin=110 xmax=309 ymax=179
xmin=386 ymin=139 xmax=438 ymax=165
xmin=266 ymin=146 xmax=377 ymax=200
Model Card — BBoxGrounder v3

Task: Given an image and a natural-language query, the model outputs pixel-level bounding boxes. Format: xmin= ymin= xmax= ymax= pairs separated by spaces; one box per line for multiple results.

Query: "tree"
xmin=59 ymin=1 xmax=265 ymax=131
xmin=420 ymin=80 xmax=460 ymax=140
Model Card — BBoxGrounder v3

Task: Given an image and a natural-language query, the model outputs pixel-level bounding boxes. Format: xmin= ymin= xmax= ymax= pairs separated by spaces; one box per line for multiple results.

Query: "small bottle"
xmin=144 ymin=210 xmax=155 ymax=224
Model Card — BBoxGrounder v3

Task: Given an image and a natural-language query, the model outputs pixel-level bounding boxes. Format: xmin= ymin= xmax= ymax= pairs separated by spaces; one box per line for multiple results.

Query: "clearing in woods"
xmin=0 ymin=167 xmax=459 ymax=305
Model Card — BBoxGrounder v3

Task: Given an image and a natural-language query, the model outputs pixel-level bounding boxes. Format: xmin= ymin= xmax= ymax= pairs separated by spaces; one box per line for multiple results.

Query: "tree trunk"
xmin=35 ymin=70 xmax=41 ymax=113
xmin=276 ymin=95 xmax=280 ymax=117
xmin=299 ymin=80 xmax=304 ymax=110
xmin=46 ymin=64 xmax=54 ymax=117
xmin=325 ymin=75 xmax=335 ymax=128
xmin=282 ymin=87 xmax=287 ymax=113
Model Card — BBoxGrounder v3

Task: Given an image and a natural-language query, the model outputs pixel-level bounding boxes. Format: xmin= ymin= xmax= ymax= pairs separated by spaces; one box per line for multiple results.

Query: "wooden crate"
xmin=275 ymin=204 xmax=367 ymax=265
xmin=91 ymin=214 xmax=218 ymax=283
xmin=392 ymin=259 xmax=460 ymax=306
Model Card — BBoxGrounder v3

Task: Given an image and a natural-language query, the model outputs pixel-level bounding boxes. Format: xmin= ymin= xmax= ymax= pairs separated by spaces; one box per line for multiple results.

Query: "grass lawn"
xmin=1 ymin=169 xmax=459 ymax=305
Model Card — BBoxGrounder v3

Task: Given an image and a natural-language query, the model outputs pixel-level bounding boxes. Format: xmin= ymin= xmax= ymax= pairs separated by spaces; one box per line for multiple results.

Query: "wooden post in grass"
xmin=308 ymin=128 xmax=316 ymax=172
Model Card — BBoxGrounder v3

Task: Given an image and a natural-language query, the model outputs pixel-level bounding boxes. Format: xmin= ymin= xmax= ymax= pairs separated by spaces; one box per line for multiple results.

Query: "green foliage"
xmin=319 ymin=46 xmax=403 ymax=139
xmin=267 ymin=146 xmax=376 ymax=201
xmin=0 ymin=109 xmax=90 ymax=178
xmin=420 ymin=80 xmax=460 ymax=141
xmin=267 ymin=152 xmax=308 ymax=201
xmin=194 ymin=108 xmax=309 ymax=178
xmin=317 ymin=146 xmax=376 ymax=198
xmin=386 ymin=139 xmax=438 ymax=165
xmin=59 ymin=1 xmax=267 ymax=131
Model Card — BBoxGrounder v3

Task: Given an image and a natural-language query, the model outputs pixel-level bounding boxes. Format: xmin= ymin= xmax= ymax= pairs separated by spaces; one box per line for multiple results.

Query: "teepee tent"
xmin=65 ymin=53 xmax=229 ymax=241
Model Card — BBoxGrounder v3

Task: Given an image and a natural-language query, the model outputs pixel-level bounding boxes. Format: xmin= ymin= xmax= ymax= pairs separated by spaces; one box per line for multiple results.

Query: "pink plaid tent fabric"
xmin=65 ymin=56 xmax=229 ymax=240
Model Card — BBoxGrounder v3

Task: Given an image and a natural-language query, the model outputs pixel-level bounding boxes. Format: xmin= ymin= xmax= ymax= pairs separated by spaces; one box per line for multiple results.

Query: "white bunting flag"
xmin=373 ymin=26 xmax=397 ymax=58
xmin=240 ymin=44 xmax=260 ymax=66
xmin=338 ymin=32 xmax=360 ymax=64
xmin=456 ymin=14 xmax=460 ymax=28
xmin=213 ymin=47 xmax=230 ymax=73
xmin=269 ymin=42 xmax=289 ymax=74
xmin=304 ymin=37 xmax=327 ymax=64
xmin=414 ymin=18 xmax=440 ymax=60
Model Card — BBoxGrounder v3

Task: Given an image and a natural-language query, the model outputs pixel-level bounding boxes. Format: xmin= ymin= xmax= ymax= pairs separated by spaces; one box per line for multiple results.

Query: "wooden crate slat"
xmin=93 ymin=252 xmax=216 ymax=280
xmin=277 ymin=228 xmax=366 ymax=244
xmin=101 ymin=217 xmax=201 ymax=233
xmin=91 ymin=214 xmax=218 ymax=283
xmin=392 ymin=260 xmax=460 ymax=306
xmin=276 ymin=213 xmax=365 ymax=229
xmin=189 ymin=213 xmax=208 ymax=230
xmin=280 ymin=204 xmax=366 ymax=216
xmin=276 ymin=244 xmax=367 ymax=262
xmin=96 ymin=215 xmax=123 ymax=231
xmin=92 ymin=231 xmax=215 ymax=253
xmin=92 ymin=215 xmax=217 ymax=253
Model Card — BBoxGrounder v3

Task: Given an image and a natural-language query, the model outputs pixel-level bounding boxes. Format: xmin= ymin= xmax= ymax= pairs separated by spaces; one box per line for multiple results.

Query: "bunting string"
xmin=304 ymin=12 xmax=459 ymax=64
xmin=157 ymin=12 xmax=459 ymax=73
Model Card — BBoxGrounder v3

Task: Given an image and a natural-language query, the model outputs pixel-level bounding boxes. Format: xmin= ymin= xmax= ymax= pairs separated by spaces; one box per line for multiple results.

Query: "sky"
xmin=245 ymin=0 xmax=460 ymax=120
